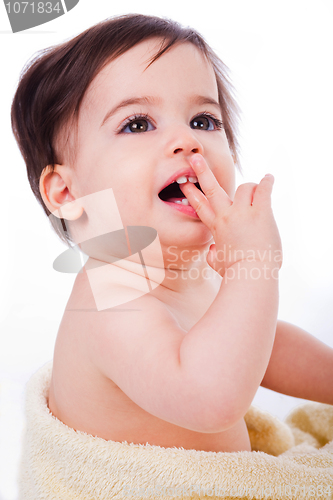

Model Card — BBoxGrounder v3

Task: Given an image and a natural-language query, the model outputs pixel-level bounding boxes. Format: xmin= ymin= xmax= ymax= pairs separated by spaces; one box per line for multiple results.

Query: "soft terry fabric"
xmin=18 ymin=361 xmax=333 ymax=500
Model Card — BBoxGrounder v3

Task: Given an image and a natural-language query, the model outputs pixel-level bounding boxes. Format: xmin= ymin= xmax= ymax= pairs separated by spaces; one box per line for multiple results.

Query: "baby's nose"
xmin=164 ymin=125 xmax=204 ymax=158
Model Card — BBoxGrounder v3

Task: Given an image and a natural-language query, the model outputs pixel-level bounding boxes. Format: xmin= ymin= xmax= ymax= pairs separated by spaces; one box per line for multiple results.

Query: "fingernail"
xmin=265 ymin=173 xmax=273 ymax=178
xmin=191 ymin=154 xmax=202 ymax=166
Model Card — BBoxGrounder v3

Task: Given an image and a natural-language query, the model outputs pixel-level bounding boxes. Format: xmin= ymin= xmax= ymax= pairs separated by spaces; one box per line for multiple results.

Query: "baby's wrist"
xmin=222 ymin=258 xmax=281 ymax=281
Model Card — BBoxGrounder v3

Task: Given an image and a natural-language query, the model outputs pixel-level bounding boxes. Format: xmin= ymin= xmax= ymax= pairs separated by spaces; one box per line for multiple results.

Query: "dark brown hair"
xmin=11 ymin=13 xmax=241 ymax=245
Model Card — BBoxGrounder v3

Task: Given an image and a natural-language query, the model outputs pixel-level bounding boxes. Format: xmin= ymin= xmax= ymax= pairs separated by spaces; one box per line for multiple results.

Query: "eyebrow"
xmin=100 ymin=95 xmax=221 ymax=128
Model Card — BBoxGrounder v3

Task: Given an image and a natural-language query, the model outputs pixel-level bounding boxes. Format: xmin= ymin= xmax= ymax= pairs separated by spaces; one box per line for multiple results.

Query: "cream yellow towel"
xmin=18 ymin=361 xmax=333 ymax=500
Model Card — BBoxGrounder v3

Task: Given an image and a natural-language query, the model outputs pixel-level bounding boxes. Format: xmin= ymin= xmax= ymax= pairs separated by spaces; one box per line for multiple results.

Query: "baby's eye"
xmin=121 ymin=116 xmax=155 ymax=133
xmin=190 ymin=114 xmax=222 ymax=131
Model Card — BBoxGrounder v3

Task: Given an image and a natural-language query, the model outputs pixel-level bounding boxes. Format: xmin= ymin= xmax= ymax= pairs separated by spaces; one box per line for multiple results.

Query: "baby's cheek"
xmin=115 ymin=187 xmax=146 ymax=218
xmin=212 ymin=158 xmax=235 ymax=198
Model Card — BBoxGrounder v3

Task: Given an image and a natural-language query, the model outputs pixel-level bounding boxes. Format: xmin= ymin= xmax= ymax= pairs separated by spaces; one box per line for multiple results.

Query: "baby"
xmin=12 ymin=13 xmax=333 ymax=454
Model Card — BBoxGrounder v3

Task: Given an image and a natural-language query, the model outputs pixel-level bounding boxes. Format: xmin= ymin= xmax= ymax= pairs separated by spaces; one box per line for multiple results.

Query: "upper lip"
xmin=158 ymin=167 xmax=198 ymax=194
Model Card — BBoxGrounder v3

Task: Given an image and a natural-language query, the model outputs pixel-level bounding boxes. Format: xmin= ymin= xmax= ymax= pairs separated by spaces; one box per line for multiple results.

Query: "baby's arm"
xmin=93 ymin=155 xmax=281 ymax=433
xmin=261 ymin=320 xmax=333 ymax=405
xmin=178 ymin=155 xmax=282 ymax=428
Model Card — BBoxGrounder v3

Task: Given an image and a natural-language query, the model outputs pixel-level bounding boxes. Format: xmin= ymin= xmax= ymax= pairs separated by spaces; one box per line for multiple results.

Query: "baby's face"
xmin=70 ymin=39 xmax=235 ymax=252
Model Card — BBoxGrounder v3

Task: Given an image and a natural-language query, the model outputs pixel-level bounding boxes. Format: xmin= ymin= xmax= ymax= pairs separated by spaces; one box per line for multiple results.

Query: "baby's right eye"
xmin=120 ymin=115 xmax=155 ymax=133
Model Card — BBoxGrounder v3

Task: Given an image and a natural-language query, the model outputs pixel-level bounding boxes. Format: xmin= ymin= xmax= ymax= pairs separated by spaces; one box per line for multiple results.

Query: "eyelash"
xmin=117 ymin=112 xmax=224 ymax=133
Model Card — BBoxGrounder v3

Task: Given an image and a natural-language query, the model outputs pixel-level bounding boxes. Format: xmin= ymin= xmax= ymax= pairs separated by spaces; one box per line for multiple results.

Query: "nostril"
xmin=192 ymin=148 xmax=199 ymax=154
xmin=173 ymin=148 xmax=182 ymax=154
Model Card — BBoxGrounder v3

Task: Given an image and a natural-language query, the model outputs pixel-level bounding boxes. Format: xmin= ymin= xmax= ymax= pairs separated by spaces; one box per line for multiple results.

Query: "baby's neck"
xmin=78 ymin=252 xmax=219 ymax=311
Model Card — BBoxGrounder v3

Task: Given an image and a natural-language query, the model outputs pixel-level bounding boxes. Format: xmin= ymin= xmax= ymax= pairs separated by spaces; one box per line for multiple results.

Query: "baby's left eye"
xmin=190 ymin=114 xmax=223 ymax=131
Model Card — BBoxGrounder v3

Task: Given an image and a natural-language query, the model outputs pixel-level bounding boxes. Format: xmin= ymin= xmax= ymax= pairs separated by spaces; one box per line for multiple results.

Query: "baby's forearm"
xmin=179 ymin=260 xmax=279 ymax=429
xmin=261 ymin=321 xmax=333 ymax=405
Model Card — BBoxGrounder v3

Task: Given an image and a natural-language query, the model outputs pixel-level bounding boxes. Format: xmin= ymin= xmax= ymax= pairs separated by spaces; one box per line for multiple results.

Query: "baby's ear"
xmin=39 ymin=164 xmax=84 ymax=220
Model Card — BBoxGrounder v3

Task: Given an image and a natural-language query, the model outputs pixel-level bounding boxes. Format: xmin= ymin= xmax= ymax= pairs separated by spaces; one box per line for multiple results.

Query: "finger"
xmin=232 ymin=182 xmax=258 ymax=208
xmin=189 ymin=154 xmax=232 ymax=213
xmin=252 ymin=174 xmax=274 ymax=209
xmin=179 ymin=181 xmax=216 ymax=227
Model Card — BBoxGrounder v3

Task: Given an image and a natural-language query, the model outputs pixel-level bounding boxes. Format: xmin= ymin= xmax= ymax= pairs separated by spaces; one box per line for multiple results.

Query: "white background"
xmin=1 ymin=1 xmax=333 ymax=498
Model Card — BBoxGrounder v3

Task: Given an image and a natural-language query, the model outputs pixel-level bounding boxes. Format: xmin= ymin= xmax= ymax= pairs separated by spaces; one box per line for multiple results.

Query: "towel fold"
xmin=18 ymin=361 xmax=333 ymax=499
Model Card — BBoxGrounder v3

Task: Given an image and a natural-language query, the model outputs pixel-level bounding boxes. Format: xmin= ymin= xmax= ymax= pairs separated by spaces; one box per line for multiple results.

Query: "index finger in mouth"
xmin=189 ymin=154 xmax=232 ymax=212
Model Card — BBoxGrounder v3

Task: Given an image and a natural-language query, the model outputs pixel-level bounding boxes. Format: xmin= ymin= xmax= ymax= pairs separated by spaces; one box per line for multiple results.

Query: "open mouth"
xmin=158 ymin=180 xmax=204 ymax=203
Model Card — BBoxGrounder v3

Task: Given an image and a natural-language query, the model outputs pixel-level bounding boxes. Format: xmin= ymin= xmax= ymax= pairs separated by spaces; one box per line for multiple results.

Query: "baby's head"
xmin=11 ymin=14 xmax=240 ymax=252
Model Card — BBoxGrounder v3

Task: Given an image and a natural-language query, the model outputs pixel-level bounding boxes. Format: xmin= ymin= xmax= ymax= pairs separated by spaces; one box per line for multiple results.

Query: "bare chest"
xmin=48 ymin=285 xmax=251 ymax=453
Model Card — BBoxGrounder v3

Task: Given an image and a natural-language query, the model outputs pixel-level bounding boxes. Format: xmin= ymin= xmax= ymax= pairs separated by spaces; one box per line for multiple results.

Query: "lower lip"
xmin=161 ymin=200 xmax=200 ymax=219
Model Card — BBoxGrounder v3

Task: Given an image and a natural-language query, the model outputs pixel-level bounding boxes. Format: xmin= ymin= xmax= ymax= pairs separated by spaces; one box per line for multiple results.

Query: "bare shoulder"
xmin=88 ymin=290 xmax=187 ymax=373
xmin=275 ymin=319 xmax=315 ymax=340
xmin=68 ymin=269 xmax=185 ymax=346
xmin=276 ymin=319 xmax=299 ymax=331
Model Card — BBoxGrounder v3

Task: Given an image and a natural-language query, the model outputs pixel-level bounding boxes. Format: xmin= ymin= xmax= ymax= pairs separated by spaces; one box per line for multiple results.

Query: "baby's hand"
xmin=179 ymin=154 xmax=282 ymax=277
